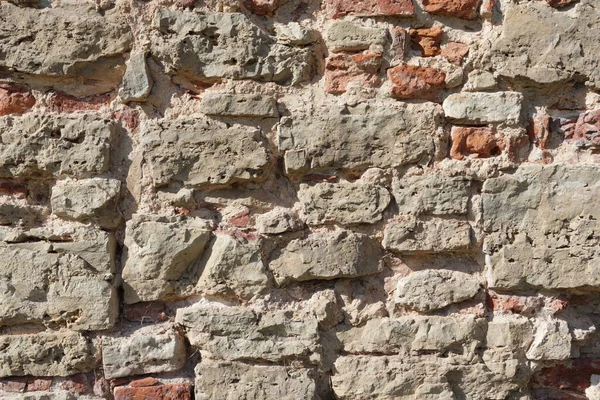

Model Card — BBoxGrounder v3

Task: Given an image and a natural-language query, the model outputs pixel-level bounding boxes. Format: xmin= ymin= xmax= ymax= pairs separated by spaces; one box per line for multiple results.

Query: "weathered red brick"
xmin=480 ymin=0 xmax=494 ymax=19
xmin=532 ymin=114 xmax=552 ymax=150
xmin=0 ymin=180 xmax=28 ymax=199
xmin=114 ymin=383 xmax=192 ymax=400
xmin=47 ymin=91 xmax=111 ymax=113
xmin=129 ymin=377 xmax=159 ymax=388
xmin=0 ymin=83 xmax=36 ymax=117
xmin=0 ymin=379 xmax=26 ymax=393
xmin=546 ymin=0 xmax=578 ymax=8
xmin=326 ymin=0 xmax=414 ymax=18
xmin=441 ymin=42 xmax=470 ymax=65
xmin=422 ymin=0 xmax=481 ymax=20
xmin=325 ymin=53 xmax=382 ymax=94
xmin=243 ymin=0 xmax=279 ymax=15
xmin=486 ymin=291 xmax=543 ymax=315
xmin=122 ymin=302 xmax=168 ymax=323
xmin=228 ymin=210 xmax=252 ymax=227
xmin=59 ymin=374 xmax=90 ymax=395
xmin=533 ymin=360 xmax=600 ymax=395
xmin=26 ymin=378 xmax=52 ymax=392
xmin=387 ymin=64 xmax=445 ymax=102
xmin=410 ymin=27 xmax=443 ymax=57
xmin=563 ymin=109 xmax=600 ymax=147
xmin=450 ymin=126 xmax=502 ymax=160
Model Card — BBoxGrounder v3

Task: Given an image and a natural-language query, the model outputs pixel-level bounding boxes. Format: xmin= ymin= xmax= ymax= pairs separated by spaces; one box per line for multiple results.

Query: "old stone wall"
xmin=0 ymin=0 xmax=598 ymax=398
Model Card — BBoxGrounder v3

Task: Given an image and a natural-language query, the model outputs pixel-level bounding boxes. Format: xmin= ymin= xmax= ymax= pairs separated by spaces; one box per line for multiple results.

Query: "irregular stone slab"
xmin=119 ymin=52 xmax=153 ymax=103
xmin=269 ymin=230 xmax=383 ymax=286
xmin=0 ymin=332 xmax=94 ymax=377
xmin=486 ymin=315 xmax=534 ymax=350
xmin=443 ymin=92 xmax=523 ymax=125
xmin=255 ymin=207 xmax=304 ymax=234
xmin=332 ymin=353 xmax=527 ymax=400
xmin=326 ymin=21 xmax=387 ymax=52
xmin=151 ymin=9 xmax=314 ymax=85
xmin=122 ymin=214 xmax=212 ymax=304
xmin=336 ymin=315 xmax=486 ymax=355
xmin=199 ymin=94 xmax=278 ymax=118
xmin=278 ymin=103 xmax=442 ymax=175
xmin=196 ymin=234 xmax=269 ymax=300
xmin=422 ymin=0 xmax=481 ymax=20
xmin=325 ymin=0 xmax=415 ymax=18
xmin=483 ymin=164 xmax=600 ymax=290
xmin=0 ymin=114 xmax=113 ymax=178
xmin=102 ymin=325 xmax=186 ymax=379
xmin=176 ymin=304 xmax=320 ymax=363
xmin=489 ymin=1 xmax=600 ymax=88
xmin=395 ymin=269 xmax=481 ymax=312
xmin=0 ymin=2 xmax=131 ymax=86
xmin=383 ymin=217 xmax=473 ymax=253
xmin=142 ymin=117 xmax=268 ymax=188
xmin=51 ymin=178 xmax=121 ymax=229
xmin=298 ymin=182 xmax=391 ymax=225
xmin=392 ymin=173 xmax=471 ymax=216
xmin=526 ymin=319 xmax=572 ymax=361
xmin=0 ymin=227 xmax=117 ymax=331
xmin=195 ymin=360 xmax=317 ymax=400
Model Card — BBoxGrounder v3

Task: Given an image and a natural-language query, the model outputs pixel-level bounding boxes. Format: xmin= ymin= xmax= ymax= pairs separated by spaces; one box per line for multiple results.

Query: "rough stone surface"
xmin=298 ymin=182 xmax=391 ymax=225
xmin=326 ymin=0 xmax=415 ymax=18
xmin=395 ymin=269 xmax=481 ymax=312
xmin=114 ymin=383 xmax=192 ymax=400
xmin=119 ymin=52 xmax=153 ymax=103
xmin=0 ymin=114 xmax=113 ymax=178
xmin=199 ymin=93 xmax=278 ymax=118
xmin=142 ymin=117 xmax=269 ymax=188
xmin=422 ymin=0 xmax=481 ymax=19
xmin=388 ymin=65 xmax=446 ymax=102
xmin=326 ymin=21 xmax=387 ymax=53
xmin=450 ymin=126 xmax=502 ymax=160
xmin=443 ymin=92 xmax=523 ymax=124
xmin=0 ymin=332 xmax=94 ymax=377
xmin=51 ymin=178 xmax=121 ymax=229
xmin=278 ymin=103 xmax=442 ymax=175
xmin=102 ymin=325 xmax=186 ymax=379
xmin=195 ymin=360 xmax=317 ymax=400
xmin=325 ymin=53 xmax=382 ymax=94
xmin=0 ymin=84 xmax=35 ymax=117
xmin=269 ymin=230 xmax=383 ymax=286
xmin=122 ymin=214 xmax=212 ymax=303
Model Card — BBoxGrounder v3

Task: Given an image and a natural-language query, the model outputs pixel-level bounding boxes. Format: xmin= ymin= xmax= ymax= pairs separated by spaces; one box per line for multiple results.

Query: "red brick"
xmin=480 ymin=0 xmax=494 ymax=19
xmin=410 ymin=27 xmax=443 ymax=57
xmin=486 ymin=291 xmax=543 ymax=315
xmin=129 ymin=377 xmax=159 ymax=388
xmin=450 ymin=126 xmax=502 ymax=160
xmin=0 ymin=180 xmax=28 ymax=199
xmin=326 ymin=0 xmax=414 ymax=18
xmin=26 ymin=378 xmax=52 ymax=392
xmin=47 ymin=91 xmax=111 ymax=113
xmin=325 ymin=53 xmax=382 ymax=94
xmin=533 ymin=360 xmax=600 ymax=395
xmin=564 ymin=109 xmax=600 ymax=147
xmin=532 ymin=114 xmax=552 ymax=150
xmin=387 ymin=64 xmax=445 ymax=102
xmin=114 ymin=383 xmax=192 ymax=400
xmin=0 ymin=379 xmax=26 ymax=393
xmin=546 ymin=0 xmax=578 ymax=8
xmin=243 ymin=0 xmax=279 ymax=15
xmin=123 ymin=302 xmax=168 ymax=323
xmin=441 ymin=42 xmax=470 ymax=65
xmin=422 ymin=0 xmax=481 ymax=20
xmin=59 ymin=374 xmax=90 ymax=395
xmin=0 ymin=83 xmax=35 ymax=117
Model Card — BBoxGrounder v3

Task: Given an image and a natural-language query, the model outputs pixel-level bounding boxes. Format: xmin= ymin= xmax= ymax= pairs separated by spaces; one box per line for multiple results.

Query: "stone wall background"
xmin=0 ymin=0 xmax=598 ymax=398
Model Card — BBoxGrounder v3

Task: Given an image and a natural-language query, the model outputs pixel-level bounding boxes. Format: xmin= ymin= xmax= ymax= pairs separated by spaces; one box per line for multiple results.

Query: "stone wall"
xmin=0 ymin=0 xmax=598 ymax=398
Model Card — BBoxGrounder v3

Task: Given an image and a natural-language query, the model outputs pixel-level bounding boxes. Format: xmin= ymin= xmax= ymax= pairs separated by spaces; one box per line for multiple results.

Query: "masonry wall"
xmin=0 ymin=0 xmax=598 ymax=398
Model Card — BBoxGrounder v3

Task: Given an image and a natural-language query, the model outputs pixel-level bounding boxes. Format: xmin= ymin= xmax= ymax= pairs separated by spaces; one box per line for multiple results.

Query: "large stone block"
xmin=489 ymin=1 xmax=600 ymax=88
xmin=199 ymin=94 xmax=278 ymax=118
xmin=395 ymin=270 xmax=481 ymax=312
xmin=298 ymin=182 xmax=391 ymax=225
xmin=0 ymin=332 xmax=94 ymax=377
xmin=0 ymin=114 xmax=113 ymax=178
xmin=51 ymin=178 xmax=121 ymax=229
xmin=383 ymin=216 xmax=473 ymax=253
xmin=278 ymin=103 xmax=442 ymax=175
xmin=0 ymin=2 xmax=131 ymax=90
xmin=102 ymin=325 xmax=186 ymax=379
xmin=326 ymin=21 xmax=387 ymax=53
xmin=0 ymin=227 xmax=117 ymax=331
xmin=122 ymin=214 xmax=212 ymax=304
xmin=195 ymin=360 xmax=317 ymax=400
xmin=443 ymin=92 xmax=523 ymax=125
xmin=325 ymin=0 xmax=415 ymax=18
xmin=269 ymin=230 xmax=383 ymax=286
xmin=151 ymin=9 xmax=314 ymax=85
xmin=483 ymin=165 xmax=600 ymax=290
xmin=176 ymin=304 xmax=320 ymax=363
xmin=141 ymin=117 xmax=269 ymax=188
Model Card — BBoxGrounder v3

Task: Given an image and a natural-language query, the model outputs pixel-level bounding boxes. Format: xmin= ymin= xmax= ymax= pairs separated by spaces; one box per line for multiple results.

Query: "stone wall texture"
xmin=0 ymin=0 xmax=598 ymax=399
